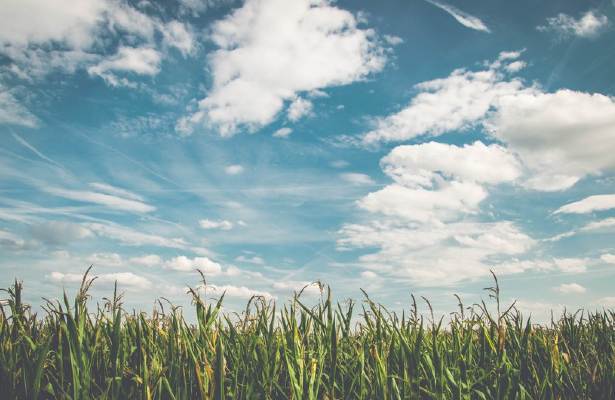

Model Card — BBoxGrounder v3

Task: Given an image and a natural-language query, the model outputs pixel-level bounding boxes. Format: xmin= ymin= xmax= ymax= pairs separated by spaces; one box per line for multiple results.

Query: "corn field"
xmin=1 ymin=269 xmax=614 ymax=399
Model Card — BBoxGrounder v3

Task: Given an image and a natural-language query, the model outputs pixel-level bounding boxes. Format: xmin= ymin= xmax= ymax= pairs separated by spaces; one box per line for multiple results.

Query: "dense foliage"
xmin=1 ymin=269 xmax=614 ymax=399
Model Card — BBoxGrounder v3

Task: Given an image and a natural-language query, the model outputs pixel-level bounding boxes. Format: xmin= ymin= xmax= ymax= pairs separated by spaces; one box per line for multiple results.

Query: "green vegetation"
xmin=1 ymin=269 xmax=614 ymax=399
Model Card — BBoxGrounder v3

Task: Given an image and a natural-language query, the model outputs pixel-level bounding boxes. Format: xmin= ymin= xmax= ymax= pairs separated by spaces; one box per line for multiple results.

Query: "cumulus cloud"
xmin=381 ymin=141 xmax=521 ymax=187
xmin=49 ymin=271 xmax=151 ymax=289
xmin=357 ymin=142 xmax=520 ymax=223
xmin=363 ymin=52 xmax=615 ymax=192
xmin=86 ymin=252 xmax=123 ymax=267
xmin=287 ymin=97 xmax=313 ymax=122
xmin=487 ymin=90 xmax=615 ymax=191
xmin=161 ymin=21 xmax=195 ymax=56
xmin=338 ymin=141 xmax=533 ymax=286
xmin=554 ymin=283 xmax=586 ymax=294
xmin=362 ymin=57 xmax=528 ymax=144
xmin=0 ymin=0 xmax=106 ymax=50
xmin=424 ymin=0 xmax=490 ymax=32
xmin=165 ymin=255 xmax=223 ymax=274
xmin=87 ymin=46 xmax=161 ymax=87
xmin=177 ymin=0 xmax=386 ymax=136
xmin=538 ymin=10 xmax=608 ymax=39
xmin=207 ymin=284 xmax=275 ymax=300
xmin=0 ymin=0 xmax=194 ymax=85
xmin=129 ymin=254 xmax=163 ymax=267
xmin=555 ymin=194 xmax=615 ymax=214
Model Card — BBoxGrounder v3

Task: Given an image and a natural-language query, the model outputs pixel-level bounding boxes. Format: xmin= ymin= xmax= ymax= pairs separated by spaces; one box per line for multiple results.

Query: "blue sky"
xmin=1 ymin=0 xmax=615 ymax=320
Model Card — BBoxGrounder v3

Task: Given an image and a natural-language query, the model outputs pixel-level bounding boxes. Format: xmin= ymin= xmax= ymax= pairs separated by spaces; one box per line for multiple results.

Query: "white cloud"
xmin=555 ymin=194 xmax=615 ymax=214
xmin=272 ymin=127 xmax=292 ymax=138
xmin=287 ymin=97 xmax=313 ymax=121
xmin=381 ymin=141 xmax=521 ymax=187
xmin=0 ymin=0 xmax=170 ymax=80
xmin=338 ymin=139 xmax=536 ymax=286
xmin=363 ymin=59 xmax=528 ymax=144
xmin=86 ymin=252 xmax=123 ymax=267
xmin=383 ymin=34 xmax=403 ymax=45
xmin=358 ymin=182 xmax=485 ymax=223
xmin=235 ymin=255 xmax=265 ymax=265
xmin=0 ymin=86 xmax=38 ymax=127
xmin=177 ymin=0 xmax=386 ymax=135
xmin=49 ymin=271 xmax=151 ymax=290
xmin=360 ymin=270 xmax=378 ymax=279
xmin=207 ymin=284 xmax=275 ymax=300
xmin=487 ymin=89 xmax=615 ymax=191
xmin=30 ymin=221 xmax=92 ymax=245
xmin=504 ymin=60 xmax=526 ymax=73
xmin=0 ymin=0 xmax=106 ymax=49
xmin=339 ymin=220 xmax=534 ymax=286
xmin=44 ymin=187 xmax=155 ymax=213
xmin=87 ymin=46 xmax=161 ymax=87
xmin=581 ymin=217 xmax=615 ymax=232
xmin=85 ymin=222 xmax=190 ymax=249
xmin=538 ymin=10 xmax=608 ymax=39
xmin=595 ymin=297 xmax=615 ymax=307
xmin=357 ymin=142 xmax=519 ymax=223
xmin=340 ymin=173 xmax=375 ymax=186
xmin=165 ymin=255 xmax=222 ymax=274
xmin=363 ymin=53 xmax=615 ymax=192
xmin=89 ymin=182 xmax=144 ymax=201
xmin=129 ymin=254 xmax=162 ymax=267
xmin=330 ymin=160 xmax=349 ymax=168
xmin=601 ymin=253 xmax=615 ymax=264
xmin=424 ymin=0 xmax=490 ymax=32
xmin=554 ymin=283 xmax=586 ymax=294
xmin=552 ymin=258 xmax=590 ymax=274
xmin=272 ymin=281 xmax=321 ymax=296
xmin=199 ymin=219 xmax=234 ymax=230
xmin=161 ymin=21 xmax=195 ymax=56
xmin=178 ymin=0 xmax=232 ymax=16
xmin=0 ymin=229 xmax=32 ymax=251
xmin=224 ymin=164 xmax=244 ymax=175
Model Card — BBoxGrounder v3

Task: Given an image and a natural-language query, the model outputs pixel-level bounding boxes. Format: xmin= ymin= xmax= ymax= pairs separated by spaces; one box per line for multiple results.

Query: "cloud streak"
xmin=424 ymin=0 xmax=490 ymax=32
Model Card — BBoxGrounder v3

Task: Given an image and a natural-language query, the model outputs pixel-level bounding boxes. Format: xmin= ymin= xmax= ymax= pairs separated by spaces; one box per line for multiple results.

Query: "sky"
xmin=1 ymin=0 xmax=615 ymax=321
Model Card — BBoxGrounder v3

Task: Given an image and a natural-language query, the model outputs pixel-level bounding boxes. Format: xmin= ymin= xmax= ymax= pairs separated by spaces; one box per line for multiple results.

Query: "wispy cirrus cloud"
xmin=424 ymin=0 xmax=490 ymax=32
xmin=44 ymin=187 xmax=155 ymax=213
